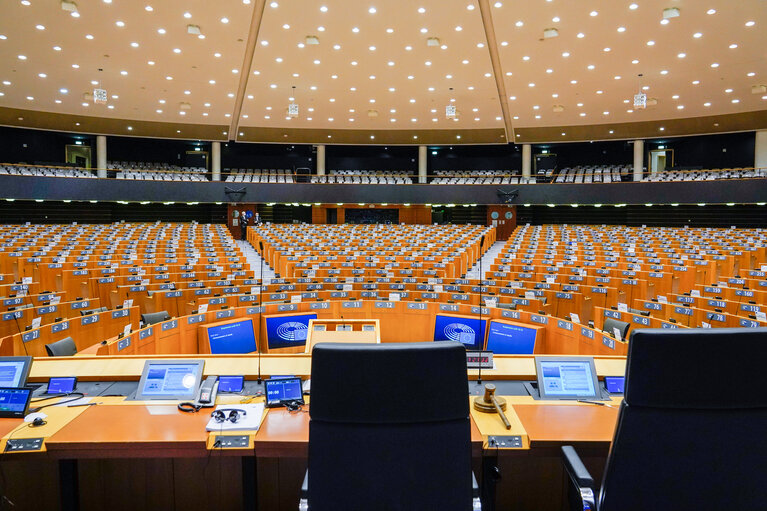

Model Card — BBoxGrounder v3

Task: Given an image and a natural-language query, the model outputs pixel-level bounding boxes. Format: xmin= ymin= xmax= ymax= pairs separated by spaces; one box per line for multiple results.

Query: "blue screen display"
xmin=486 ymin=321 xmax=538 ymax=354
xmin=141 ymin=363 xmax=200 ymax=397
xmin=0 ymin=362 xmax=27 ymax=388
xmin=47 ymin=377 xmax=76 ymax=394
xmin=208 ymin=319 xmax=257 ymax=354
xmin=265 ymin=378 xmax=303 ymax=405
xmin=265 ymin=314 xmax=317 ymax=349
xmin=539 ymin=361 xmax=597 ymax=398
xmin=218 ymin=376 xmax=244 ymax=393
xmin=605 ymin=376 xmax=625 ymax=394
xmin=433 ymin=315 xmax=487 ymax=350
xmin=0 ymin=388 xmax=31 ymax=414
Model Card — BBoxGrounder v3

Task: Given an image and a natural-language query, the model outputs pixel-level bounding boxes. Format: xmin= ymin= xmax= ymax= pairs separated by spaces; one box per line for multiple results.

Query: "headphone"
xmin=31 ymin=417 xmax=47 ymax=427
xmin=177 ymin=402 xmax=202 ymax=413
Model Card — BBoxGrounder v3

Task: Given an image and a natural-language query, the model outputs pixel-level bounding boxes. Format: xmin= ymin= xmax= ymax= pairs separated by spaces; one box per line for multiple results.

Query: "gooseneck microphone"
xmin=477 ymin=234 xmax=486 ymax=385
xmin=257 ymin=240 xmax=265 ymax=385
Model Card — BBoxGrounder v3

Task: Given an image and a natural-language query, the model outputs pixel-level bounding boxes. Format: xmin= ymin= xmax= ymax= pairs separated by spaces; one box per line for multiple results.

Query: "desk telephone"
xmin=178 ymin=376 xmax=219 ymax=413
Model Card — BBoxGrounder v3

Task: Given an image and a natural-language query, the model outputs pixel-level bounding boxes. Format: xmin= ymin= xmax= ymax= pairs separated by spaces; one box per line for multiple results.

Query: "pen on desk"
xmin=577 ymin=400 xmax=614 ymax=408
xmin=68 ymin=402 xmax=101 ymax=408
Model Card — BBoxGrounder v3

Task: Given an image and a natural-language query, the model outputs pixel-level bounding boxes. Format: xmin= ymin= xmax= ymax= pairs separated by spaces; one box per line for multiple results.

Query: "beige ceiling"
xmin=0 ymin=0 xmax=764 ymax=144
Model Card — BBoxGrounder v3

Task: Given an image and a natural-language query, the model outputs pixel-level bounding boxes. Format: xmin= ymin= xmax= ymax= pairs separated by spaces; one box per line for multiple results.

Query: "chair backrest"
xmin=603 ymin=317 xmax=629 ymax=339
xmin=45 ymin=336 xmax=77 ymax=357
xmin=599 ymin=328 xmax=767 ymax=511
xmin=308 ymin=342 xmax=473 ymax=511
xmin=141 ymin=311 xmax=170 ymax=326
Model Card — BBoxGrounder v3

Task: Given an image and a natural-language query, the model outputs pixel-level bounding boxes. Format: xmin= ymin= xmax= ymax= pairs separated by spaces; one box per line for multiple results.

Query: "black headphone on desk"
xmin=177 ymin=402 xmax=201 ymax=413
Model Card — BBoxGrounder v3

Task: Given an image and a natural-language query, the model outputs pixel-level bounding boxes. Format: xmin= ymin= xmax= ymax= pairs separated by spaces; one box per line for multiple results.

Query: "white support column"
xmin=633 ymin=139 xmax=645 ymax=182
xmin=521 ymin=144 xmax=531 ymax=180
xmin=211 ymin=141 xmax=221 ymax=181
xmin=755 ymin=130 xmax=767 ymax=172
xmin=418 ymin=145 xmax=427 ymax=184
xmin=96 ymin=135 xmax=107 ymax=178
xmin=316 ymin=144 xmax=326 ymax=176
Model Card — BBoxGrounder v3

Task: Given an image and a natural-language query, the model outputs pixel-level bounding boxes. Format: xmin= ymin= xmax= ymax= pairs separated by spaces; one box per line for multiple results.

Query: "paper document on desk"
xmin=205 ymin=403 xmax=266 ymax=432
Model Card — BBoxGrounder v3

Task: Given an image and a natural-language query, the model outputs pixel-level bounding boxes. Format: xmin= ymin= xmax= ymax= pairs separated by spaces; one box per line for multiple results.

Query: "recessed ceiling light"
xmin=477 ymin=42 xmax=484 ymax=47
xmin=368 ymin=6 xmax=376 ymax=13
xmin=221 ymin=17 xmax=230 ymax=23
xmin=157 ymin=28 xmax=166 ymax=34
xmin=408 ymin=75 xmax=414 ymax=79
xmin=603 ymin=47 xmax=610 ymax=52
xmin=528 ymin=82 xmax=535 ymax=87
xmin=632 ymin=59 xmax=639 ymax=64
xmin=579 ymin=112 xmax=586 ymax=117
xmin=617 ymin=27 xmax=626 ymax=32
xmin=494 ymin=1 xmax=502 ymax=7
xmin=711 ymin=62 xmax=719 ymax=68
xmin=515 ymin=21 xmax=523 ymax=27
xmin=313 ymin=59 xmax=320 ymax=64
xmin=561 ymin=52 xmax=570 ymax=57
xmin=418 ymin=6 xmax=425 ymax=13
xmin=145 ymin=5 xmax=153 ymax=11
xmin=677 ymin=52 xmax=686 ymax=58
xmin=173 ymin=48 xmax=181 ymax=53
xmin=725 ymin=88 xmax=733 ymax=93
xmin=577 ymin=32 xmax=584 ymax=38
xmin=35 ymin=24 xmax=45 ymax=30
xmin=21 ymin=0 xmax=30 ymax=4
xmin=0 ymin=35 xmax=7 ymax=40
xmin=209 ymin=79 xmax=216 ymax=84
xmin=275 ymin=57 xmax=283 ymax=62
xmin=729 ymin=43 xmax=738 ymax=49
xmin=731 ymin=98 xmax=740 ymax=103
xmin=130 ymin=42 xmax=139 ymax=48
xmin=522 ymin=55 xmax=530 ymax=61
xmin=646 ymin=40 xmax=655 ymax=46
xmin=589 ymin=10 xmax=598 ymax=16
xmin=659 ymin=127 xmax=665 ymax=131
xmin=693 ymin=32 xmax=702 ymax=38
xmin=745 ymin=21 xmax=755 ymax=27
xmin=660 ymin=70 xmax=668 ymax=75
xmin=116 ymin=20 xmax=125 ymax=27
xmin=596 ymin=90 xmax=603 ymax=94
xmin=352 ymin=27 xmax=359 ymax=32
xmin=660 ymin=19 xmax=669 ymax=25
xmin=629 ymin=3 xmax=638 ymax=9
xmin=570 ymin=79 xmax=577 ymax=84
xmin=703 ymin=102 xmax=711 ymax=106
xmin=270 ymin=83 xmax=276 ymax=88
xmin=120 ymin=70 xmax=127 ymax=75
xmin=692 ymin=80 xmax=700 ymax=84
xmin=677 ymin=105 xmax=684 ymax=109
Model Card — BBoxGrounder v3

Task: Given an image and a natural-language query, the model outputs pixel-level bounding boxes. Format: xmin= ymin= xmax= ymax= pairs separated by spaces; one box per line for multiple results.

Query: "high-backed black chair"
xmin=301 ymin=342 xmax=479 ymax=511
xmin=562 ymin=328 xmax=767 ymax=510
xmin=602 ymin=317 xmax=629 ymax=340
xmin=141 ymin=311 xmax=170 ymax=326
xmin=45 ymin=336 xmax=77 ymax=357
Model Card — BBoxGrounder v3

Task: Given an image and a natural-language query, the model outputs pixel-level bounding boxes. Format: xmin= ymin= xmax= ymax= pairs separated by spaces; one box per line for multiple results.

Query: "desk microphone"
xmin=257 ymin=240 xmax=265 ymax=385
xmin=477 ymin=234 xmax=486 ymax=385
xmin=340 ymin=315 xmax=345 ymax=330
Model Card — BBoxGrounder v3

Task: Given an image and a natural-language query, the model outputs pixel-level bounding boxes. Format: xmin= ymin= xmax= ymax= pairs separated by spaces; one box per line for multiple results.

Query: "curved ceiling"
xmin=0 ymin=0 xmax=764 ymax=144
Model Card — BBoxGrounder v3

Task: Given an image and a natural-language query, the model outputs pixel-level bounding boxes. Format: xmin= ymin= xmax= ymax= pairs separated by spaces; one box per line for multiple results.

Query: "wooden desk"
xmin=513 ymin=403 xmax=618 ymax=446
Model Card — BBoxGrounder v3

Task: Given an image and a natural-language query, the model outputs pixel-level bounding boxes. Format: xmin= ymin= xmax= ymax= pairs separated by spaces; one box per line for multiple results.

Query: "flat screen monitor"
xmin=135 ymin=360 xmax=205 ymax=401
xmin=265 ymin=313 xmax=317 ymax=349
xmin=0 ymin=387 xmax=32 ymax=418
xmin=433 ymin=314 xmax=487 ymax=350
xmin=0 ymin=357 xmax=32 ymax=388
xmin=535 ymin=357 xmax=600 ymax=400
xmin=47 ymin=377 xmax=77 ymax=394
xmin=207 ymin=319 xmax=257 ymax=354
xmin=486 ymin=320 xmax=538 ymax=354
xmin=265 ymin=377 xmax=304 ymax=407
xmin=218 ymin=376 xmax=244 ymax=393
xmin=605 ymin=376 xmax=625 ymax=394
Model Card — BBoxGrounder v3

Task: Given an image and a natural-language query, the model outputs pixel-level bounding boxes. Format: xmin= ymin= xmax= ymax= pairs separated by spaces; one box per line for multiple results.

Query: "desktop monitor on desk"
xmin=265 ymin=313 xmax=318 ymax=349
xmin=0 ymin=357 xmax=33 ymax=388
xmin=205 ymin=318 xmax=258 ymax=354
xmin=485 ymin=320 xmax=540 ymax=354
xmin=433 ymin=314 xmax=487 ymax=351
xmin=135 ymin=360 xmax=205 ymax=401
xmin=534 ymin=356 xmax=600 ymax=400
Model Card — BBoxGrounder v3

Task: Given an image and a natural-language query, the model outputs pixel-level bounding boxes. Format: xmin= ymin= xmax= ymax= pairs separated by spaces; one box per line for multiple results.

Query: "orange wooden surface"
xmin=513 ymin=404 xmax=619 ymax=445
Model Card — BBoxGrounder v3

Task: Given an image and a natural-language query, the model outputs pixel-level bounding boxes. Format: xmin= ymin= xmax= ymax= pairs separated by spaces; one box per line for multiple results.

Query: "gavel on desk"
xmin=473 ymin=384 xmax=511 ymax=430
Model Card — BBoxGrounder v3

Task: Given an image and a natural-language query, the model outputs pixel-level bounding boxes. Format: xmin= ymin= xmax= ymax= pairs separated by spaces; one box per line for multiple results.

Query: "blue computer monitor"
xmin=535 ymin=356 xmax=600 ymax=400
xmin=207 ymin=319 xmax=258 ymax=354
xmin=0 ymin=357 xmax=32 ymax=388
xmin=265 ymin=313 xmax=317 ymax=349
xmin=486 ymin=320 xmax=539 ymax=354
xmin=433 ymin=314 xmax=487 ymax=350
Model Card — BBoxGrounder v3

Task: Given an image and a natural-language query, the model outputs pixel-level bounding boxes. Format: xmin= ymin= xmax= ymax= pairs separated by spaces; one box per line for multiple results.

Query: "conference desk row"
xmin=0 ymin=354 xmax=625 ymax=511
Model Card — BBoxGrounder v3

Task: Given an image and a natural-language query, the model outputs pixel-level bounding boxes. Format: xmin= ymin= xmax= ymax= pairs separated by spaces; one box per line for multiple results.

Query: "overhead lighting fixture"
xmin=662 ymin=7 xmax=680 ymax=19
xmin=306 ymin=35 xmax=319 ymax=45
xmin=426 ymin=37 xmax=440 ymax=47
xmin=543 ymin=28 xmax=559 ymax=38
xmin=60 ymin=0 xmax=78 ymax=15
xmin=187 ymin=24 xmax=201 ymax=36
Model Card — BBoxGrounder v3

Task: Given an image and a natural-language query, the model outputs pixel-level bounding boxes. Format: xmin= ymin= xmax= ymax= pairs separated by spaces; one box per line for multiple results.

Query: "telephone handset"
xmin=178 ymin=376 xmax=219 ymax=413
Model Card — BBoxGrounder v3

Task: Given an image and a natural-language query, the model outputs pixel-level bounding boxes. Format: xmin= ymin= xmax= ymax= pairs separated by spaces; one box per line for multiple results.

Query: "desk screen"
xmin=605 ymin=376 xmax=625 ymax=394
xmin=433 ymin=314 xmax=487 ymax=350
xmin=265 ymin=314 xmax=317 ymax=349
xmin=0 ymin=387 xmax=32 ymax=418
xmin=0 ymin=357 xmax=32 ymax=388
xmin=486 ymin=320 xmax=537 ymax=354
xmin=535 ymin=357 xmax=599 ymax=400
xmin=47 ymin=377 xmax=77 ymax=394
xmin=135 ymin=360 xmax=204 ymax=400
xmin=218 ymin=376 xmax=244 ymax=393
xmin=208 ymin=319 xmax=257 ymax=354
xmin=265 ymin=377 xmax=303 ymax=406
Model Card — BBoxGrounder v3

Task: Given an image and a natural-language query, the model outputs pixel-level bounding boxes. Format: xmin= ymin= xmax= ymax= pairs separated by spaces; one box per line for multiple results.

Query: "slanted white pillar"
xmin=96 ymin=135 xmax=107 ymax=178
xmin=418 ymin=145 xmax=427 ymax=184
xmin=633 ymin=139 xmax=645 ymax=182
xmin=316 ymin=144 xmax=326 ymax=176
xmin=521 ymin=144 xmax=531 ymax=180
xmin=755 ymin=130 xmax=767 ymax=171
xmin=211 ymin=141 xmax=221 ymax=181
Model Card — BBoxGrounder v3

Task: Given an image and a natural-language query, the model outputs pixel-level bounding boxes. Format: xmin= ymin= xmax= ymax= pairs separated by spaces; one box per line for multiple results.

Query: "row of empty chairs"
xmin=312 ymin=170 xmax=413 ymax=184
xmin=110 ymin=160 xmax=208 ymax=181
xmin=225 ymin=168 xmax=295 ymax=183
xmin=430 ymin=170 xmax=530 ymax=185
xmin=554 ymin=165 xmax=632 ymax=184
xmin=0 ymin=164 xmax=93 ymax=178
xmin=643 ymin=167 xmax=767 ymax=182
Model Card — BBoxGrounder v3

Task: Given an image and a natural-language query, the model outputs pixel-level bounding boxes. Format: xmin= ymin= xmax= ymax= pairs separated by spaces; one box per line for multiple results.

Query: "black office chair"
xmin=45 ymin=336 xmax=77 ymax=357
xmin=562 ymin=328 xmax=767 ymax=511
xmin=300 ymin=342 xmax=480 ymax=511
xmin=141 ymin=311 xmax=170 ymax=326
xmin=602 ymin=317 xmax=629 ymax=339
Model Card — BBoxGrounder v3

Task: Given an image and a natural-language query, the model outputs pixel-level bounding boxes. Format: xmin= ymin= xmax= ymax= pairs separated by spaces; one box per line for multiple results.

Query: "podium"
xmin=304 ymin=319 xmax=381 ymax=353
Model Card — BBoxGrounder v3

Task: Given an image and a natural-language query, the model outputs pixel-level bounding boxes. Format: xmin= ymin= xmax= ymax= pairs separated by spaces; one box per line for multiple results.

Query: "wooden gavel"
xmin=473 ymin=384 xmax=511 ymax=430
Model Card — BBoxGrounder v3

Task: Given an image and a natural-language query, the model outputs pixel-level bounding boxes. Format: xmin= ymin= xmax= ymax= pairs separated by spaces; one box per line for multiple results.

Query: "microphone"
xmin=257 ymin=240 xmax=265 ymax=386
xmin=340 ymin=315 xmax=345 ymax=330
xmin=477 ymin=233 xmax=486 ymax=385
